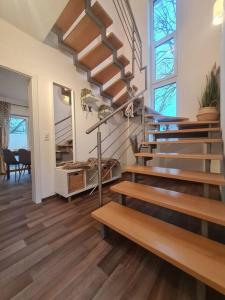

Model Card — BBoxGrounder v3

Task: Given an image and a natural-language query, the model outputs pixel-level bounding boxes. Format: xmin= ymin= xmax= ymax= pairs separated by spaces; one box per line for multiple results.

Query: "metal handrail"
xmin=86 ymin=89 xmax=145 ymax=134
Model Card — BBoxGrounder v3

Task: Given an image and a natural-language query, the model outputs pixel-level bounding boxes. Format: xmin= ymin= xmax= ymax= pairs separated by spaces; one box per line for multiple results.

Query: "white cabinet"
xmin=55 ymin=164 xmax=121 ymax=201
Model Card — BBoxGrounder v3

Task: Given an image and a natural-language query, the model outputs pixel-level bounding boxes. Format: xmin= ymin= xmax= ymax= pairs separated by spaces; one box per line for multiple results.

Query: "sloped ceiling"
xmin=0 ymin=0 xmax=69 ymax=41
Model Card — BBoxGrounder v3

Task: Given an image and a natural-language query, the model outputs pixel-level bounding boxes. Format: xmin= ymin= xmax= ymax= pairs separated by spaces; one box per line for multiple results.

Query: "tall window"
xmin=9 ymin=115 xmax=29 ymax=150
xmin=151 ymin=0 xmax=177 ymax=116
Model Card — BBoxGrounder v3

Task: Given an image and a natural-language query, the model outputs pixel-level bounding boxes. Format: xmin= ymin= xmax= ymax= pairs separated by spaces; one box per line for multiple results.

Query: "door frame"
xmin=0 ymin=64 xmax=42 ymax=204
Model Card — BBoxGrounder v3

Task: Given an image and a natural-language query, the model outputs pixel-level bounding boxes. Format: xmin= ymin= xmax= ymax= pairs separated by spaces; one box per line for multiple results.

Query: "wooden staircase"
xmin=53 ymin=0 xmax=135 ymax=106
xmin=92 ymin=116 xmax=225 ymax=298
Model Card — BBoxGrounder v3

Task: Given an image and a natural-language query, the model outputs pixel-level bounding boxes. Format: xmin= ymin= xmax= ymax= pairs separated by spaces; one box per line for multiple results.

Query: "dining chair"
xmin=1 ymin=148 xmax=20 ymax=182
xmin=18 ymin=149 xmax=31 ymax=182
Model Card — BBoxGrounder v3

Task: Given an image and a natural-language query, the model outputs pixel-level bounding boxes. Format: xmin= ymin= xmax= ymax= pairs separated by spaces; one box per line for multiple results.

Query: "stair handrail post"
xmin=97 ymin=128 xmax=103 ymax=207
xmin=132 ymin=22 xmax=135 ymax=75
xmin=141 ymin=96 xmax=145 ymax=142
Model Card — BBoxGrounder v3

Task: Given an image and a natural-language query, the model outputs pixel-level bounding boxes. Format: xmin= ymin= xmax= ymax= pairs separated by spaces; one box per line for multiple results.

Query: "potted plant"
xmin=197 ymin=64 xmax=220 ymax=121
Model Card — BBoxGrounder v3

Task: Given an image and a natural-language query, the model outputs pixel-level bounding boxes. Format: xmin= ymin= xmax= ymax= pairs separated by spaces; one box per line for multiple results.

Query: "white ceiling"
xmin=0 ymin=0 xmax=69 ymax=41
xmin=0 ymin=67 xmax=30 ymax=106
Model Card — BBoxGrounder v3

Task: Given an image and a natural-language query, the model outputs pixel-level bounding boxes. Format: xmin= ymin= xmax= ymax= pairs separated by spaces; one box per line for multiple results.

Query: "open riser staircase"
xmin=52 ymin=1 xmax=225 ymax=299
xmin=91 ymin=116 xmax=225 ymax=299
xmin=52 ymin=0 xmax=147 ymax=107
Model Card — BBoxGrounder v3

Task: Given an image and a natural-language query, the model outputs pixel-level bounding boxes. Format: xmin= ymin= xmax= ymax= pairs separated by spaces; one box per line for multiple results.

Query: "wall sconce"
xmin=213 ymin=0 xmax=224 ymax=26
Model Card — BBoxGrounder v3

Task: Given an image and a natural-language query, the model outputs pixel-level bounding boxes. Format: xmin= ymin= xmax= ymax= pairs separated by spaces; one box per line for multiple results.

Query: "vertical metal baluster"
xmin=97 ymin=128 xmax=103 ymax=207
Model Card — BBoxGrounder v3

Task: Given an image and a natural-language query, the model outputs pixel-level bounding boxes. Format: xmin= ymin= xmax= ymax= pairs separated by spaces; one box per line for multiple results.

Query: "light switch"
xmin=44 ymin=132 xmax=49 ymax=141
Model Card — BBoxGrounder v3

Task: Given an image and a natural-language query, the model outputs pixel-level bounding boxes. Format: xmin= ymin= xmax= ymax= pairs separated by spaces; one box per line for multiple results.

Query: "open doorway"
xmin=0 ymin=67 xmax=32 ymax=192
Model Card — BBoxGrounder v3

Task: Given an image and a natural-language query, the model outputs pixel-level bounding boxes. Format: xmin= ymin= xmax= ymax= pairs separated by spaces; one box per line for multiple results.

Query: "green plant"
xmin=199 ymin=64 xmax=220 ymax=108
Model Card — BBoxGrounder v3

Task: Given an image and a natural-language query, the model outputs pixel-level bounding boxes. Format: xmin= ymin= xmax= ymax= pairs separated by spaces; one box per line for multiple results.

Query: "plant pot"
xmin=196 ymin=107 xmax=219 ymax=121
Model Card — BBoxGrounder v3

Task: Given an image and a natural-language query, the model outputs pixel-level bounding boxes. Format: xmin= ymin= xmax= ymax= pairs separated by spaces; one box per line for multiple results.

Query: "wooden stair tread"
xmin=103 ymin=79 xmax=126 ymax=97
xmin=78 ymin=33 xmax=122 ymax=70
xmin=135 ymin=152 xmax=223 ymax=160
xmin=117 ymin=55 xmax=130 ymax=66
xmin=114 ymin=91 xmax=130 ymax=106
xmin=145 ymin=115 xmax=189 ymax=121
xmin=142 ymin=138 xmax=223 ymax=145
xmin=106 ymin=33 xmax=123 ymax=49
xmin=92 ymin=201 xmax=225 ymax=295
xmin=91 ymin=63 xmax=120 ymax=84
xmin=64 ymin=2 xmax=112 ymax=53
xmin=111 ymin=181 xmax=225 ymax=226
xmin=91 ymin=1 xmax=113 ymax=28
xmin=146 ymin=128 xmax=221 ymax=135
xmin=125 ymin=165 xmax=225 ymax=186
xmin=146 ymin=121 xmax=220 ymax=126
xmin=55 ymin=0 xmax=85 ymax=33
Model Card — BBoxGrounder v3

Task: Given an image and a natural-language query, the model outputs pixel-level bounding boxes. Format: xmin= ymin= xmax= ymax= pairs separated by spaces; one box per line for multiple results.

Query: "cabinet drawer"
xmin=68 ymin=171 xmax=84 ymax=193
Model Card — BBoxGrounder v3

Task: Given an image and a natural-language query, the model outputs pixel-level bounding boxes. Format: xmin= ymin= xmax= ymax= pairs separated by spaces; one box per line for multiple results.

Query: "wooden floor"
xmin=0 ymin=174 xmax=225 ymax=300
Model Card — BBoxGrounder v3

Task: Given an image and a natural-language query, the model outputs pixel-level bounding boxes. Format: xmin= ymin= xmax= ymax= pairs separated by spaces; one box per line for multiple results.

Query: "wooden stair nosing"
xmin=55 ymin=0 xmax=85 ymax=33
xmin=141 ymin=138 xmax=223 ymax=145
xmin=103 ymin=79 xmax=126 ymax=97
xmin=145 ymin=114 xmax=189 ymax=121
xmin=145 ymin=128 xmax=221 ymax=135
xmin=92 ymin=201 xmax=225 ymax=296
xmin=91 ymin=63 xmax=121 ymax=84
xmin=111 ymin=181 xmax=225 ymax=226
xmin=117 ymin=55 xmax=130 ymax=66
xmin=145 ymin=121 xmax=220 ymax=126
xmin=135 ymin=152 xmax=223 ymax=160
xmin=125 ymin=165 xmax=225 ymax=186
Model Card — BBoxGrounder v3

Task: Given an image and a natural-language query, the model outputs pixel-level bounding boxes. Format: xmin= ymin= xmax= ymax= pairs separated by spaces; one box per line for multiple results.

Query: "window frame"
xmin=150 ymin=0 xmax=177 ymax=115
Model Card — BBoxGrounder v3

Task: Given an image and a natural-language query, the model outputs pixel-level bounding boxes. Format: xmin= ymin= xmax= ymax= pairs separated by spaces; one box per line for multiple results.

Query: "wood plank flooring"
xmin=0 ymin=174 xmax=224 ymax=299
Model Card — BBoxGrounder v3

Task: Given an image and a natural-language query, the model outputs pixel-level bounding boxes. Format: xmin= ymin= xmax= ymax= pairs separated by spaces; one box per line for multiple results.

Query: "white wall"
xmin=0 ymin=0 xmax=68 ymax=41
xmin=0 ymin=17 xmax=126 ymax=201
xmin=177 ymin=0 xmax=222 ymax=119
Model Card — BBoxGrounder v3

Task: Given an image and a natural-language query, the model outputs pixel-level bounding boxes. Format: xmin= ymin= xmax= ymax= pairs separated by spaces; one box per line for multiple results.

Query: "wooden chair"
xmin=1 ymin=148 xmax=20 ymax=182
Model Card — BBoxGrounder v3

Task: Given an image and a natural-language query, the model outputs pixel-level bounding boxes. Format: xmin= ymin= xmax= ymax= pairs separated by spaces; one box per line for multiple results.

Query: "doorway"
xmin=0 ymin=66 xmax=34 ymax=201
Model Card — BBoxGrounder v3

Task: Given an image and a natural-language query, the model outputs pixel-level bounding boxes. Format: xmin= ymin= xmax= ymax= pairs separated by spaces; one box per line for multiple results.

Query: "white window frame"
xmin=150 ymin=0 xmax=177 ymax=114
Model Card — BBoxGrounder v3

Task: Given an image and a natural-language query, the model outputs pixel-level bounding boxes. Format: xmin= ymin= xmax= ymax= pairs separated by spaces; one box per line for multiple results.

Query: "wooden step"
xmin=92 ymin=201 xmax=225 ymax=295
xmin=146 ymin=120 xmax=220 ymax=127
xmin=146 ymin=128 xmax=221 ymax=135
xmin=117 ymin=55 xmax=130 ymax=66
xmin=142 ymin=138 xmax=223 ymax=146
xmin=135 ymin=152 xmax=223 ymax=160
xmin=64 ymin=1 xmax=112 ymax=53
xmin=111 ymin=181 xmax=225 ymax=226
xmin=55 ymin=0 xmax=85 ymax=33
xmin=114 ymin=91 xmax=130 ymax=106
xmin=78 ymin=33 xmax=123 ymax=70
xmin=91 ymin=63 xmax=120 ymax=84
xmin=103 ymin=79 xmax=126 ymax=98
xmin=145 ymin=115 xmax=189 ymax=121
xmin=125 ymin=165 xmax=225 ymax=186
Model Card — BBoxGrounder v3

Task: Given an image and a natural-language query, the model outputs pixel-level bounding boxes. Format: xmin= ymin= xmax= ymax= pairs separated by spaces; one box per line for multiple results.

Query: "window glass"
xmin=9 ymin=116 xmax=28 ymax=150
xmin=155 ymin=38 xmax=175 ymax=80
xmin=154 ymin=83 xmax=176 ymax=116
xmin=153 ymin=0 xmax=176 ymax=42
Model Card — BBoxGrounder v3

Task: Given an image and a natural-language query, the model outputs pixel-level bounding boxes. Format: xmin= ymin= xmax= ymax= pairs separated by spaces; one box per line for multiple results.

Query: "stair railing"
xmin=86 ymin=89 xmax=146 ymax=207
xmin=55 ymin=115 xmax=72 ymax=145
xmin=113 ymin=0 xmax=147 ymax=90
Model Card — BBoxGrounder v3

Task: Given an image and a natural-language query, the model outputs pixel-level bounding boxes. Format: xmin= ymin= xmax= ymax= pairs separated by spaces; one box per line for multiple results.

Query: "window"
xmin=151 ymin=0 xmax=177 ymax=116
xmin=9 ymin=115 xmax=29 ymax=150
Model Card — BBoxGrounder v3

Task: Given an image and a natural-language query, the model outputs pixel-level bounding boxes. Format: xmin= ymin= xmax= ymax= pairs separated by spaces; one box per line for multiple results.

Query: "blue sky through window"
xmin=155 ymin=38 xmax=175 ymax=80
xmin=153 ymin=0 xmax=176 ymax=42
xmin=154 ymin=83 xmax=176 ymax=116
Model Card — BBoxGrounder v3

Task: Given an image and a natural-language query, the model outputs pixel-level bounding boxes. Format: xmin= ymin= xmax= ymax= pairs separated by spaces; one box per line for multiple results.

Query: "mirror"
xmin=53 ymin=83 xmax=74 ymax=166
